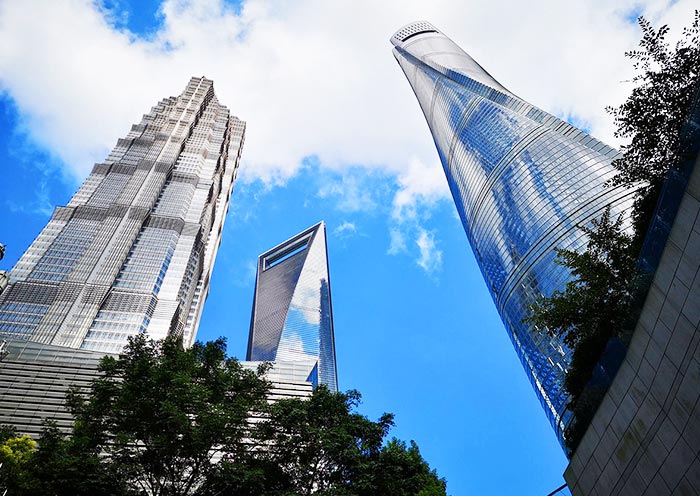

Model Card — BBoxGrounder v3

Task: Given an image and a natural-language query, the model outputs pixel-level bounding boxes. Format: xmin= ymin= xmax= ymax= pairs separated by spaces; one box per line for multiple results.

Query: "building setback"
xmin=0 ymin=77 xmax=245 ymax=352
xmin=247 ymin=222 xmax=338 ymax=392
xmin=390 ymin=21 xmax=637 ymax=447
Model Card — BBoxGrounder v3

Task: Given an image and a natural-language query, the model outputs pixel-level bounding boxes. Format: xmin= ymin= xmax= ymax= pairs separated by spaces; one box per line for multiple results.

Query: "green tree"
xmin=3 ymin=335 xmax=447 ymax=495
xmin=0 ymin=425 xmax=17 ymax=443
xmin=67 ymin=334 xmax=271 ymax=496
xmin=526 ymin=13 xmax=700 ymax=453
xmin=210 ymin=386 xmax=446 ymax=496
xmin=0 ymin=429 xmax=35 ymax=493
xmin=0 ymin=435 xmax=36 ymax=470
xmin=527 ymin=207 xmax=637 ymax=399
xmin=608 ymin=11 xmax=700 ymax=236
xmin=351 ymin=439 xmax=447 ymax=496
xmin=254 ymin=386 xmax=393 ymax=495
xmin=15 ymin=422 xmax=125 ymax=496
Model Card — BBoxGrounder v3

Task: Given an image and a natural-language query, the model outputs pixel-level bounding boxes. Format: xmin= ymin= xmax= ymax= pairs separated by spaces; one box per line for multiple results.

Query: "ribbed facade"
xmin=247 ymin=222 xmax=338 ymax=392
xmin=241 ymin=361 xmax=315 ymax=401
xmin=0 ymin=341 xmax=105 ymax=438
xmin=0 ymin=344 xmax=314 ymax=438
xmin=0 ymin=77 xmax=244 ymax=352
xmin=391 ymin=22 xmax=637 ymax=446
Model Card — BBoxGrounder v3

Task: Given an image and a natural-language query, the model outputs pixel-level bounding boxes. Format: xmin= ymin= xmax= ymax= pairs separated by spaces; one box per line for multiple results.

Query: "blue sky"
xmin=0 ymin=0 xmax=696 ymax=494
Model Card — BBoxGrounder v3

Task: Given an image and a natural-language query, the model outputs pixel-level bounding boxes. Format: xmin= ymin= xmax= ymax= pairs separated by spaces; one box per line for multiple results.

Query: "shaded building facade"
xmin=247 ymin=222 xmax=338 ymax=392
xmin=390 ymin=21 xmax=637 ymax=446
xmin=0 ymin=77 xmax=245 ymax=352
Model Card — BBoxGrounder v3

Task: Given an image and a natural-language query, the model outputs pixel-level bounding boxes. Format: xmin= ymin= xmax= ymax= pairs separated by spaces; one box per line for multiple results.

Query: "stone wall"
xmin=564 ymin=154 xmax=700 ymax=495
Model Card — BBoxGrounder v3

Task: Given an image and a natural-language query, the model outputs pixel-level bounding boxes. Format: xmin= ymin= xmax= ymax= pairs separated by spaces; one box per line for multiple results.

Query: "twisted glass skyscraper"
xmin=247 ymin=222 xmax=338 ymax=392
xmin=391 ymin=22 xmax=637 ymax=445
xmin=0 ymin=77 xmax=245 ymax=352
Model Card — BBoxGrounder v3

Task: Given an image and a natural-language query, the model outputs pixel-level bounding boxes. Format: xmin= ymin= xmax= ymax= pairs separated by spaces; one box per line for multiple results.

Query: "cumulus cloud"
xmin=317 ymin=170 xmax=381 ymax=213
xmin=5 ymin=182 xmax=54 ymax=216
xmin=332 ymin=221 xmax=358 ymax=239
xmin=392 ymin=157 xmax=450 ymax=223
xmin=387 ymin=157 xmax=450 ymax=273
xmin=0 ymin=0 xmax=696 ymax=271
xmin=387 ymin=228 xmax=407 ymax=255
xmin=415 ymin=228 xmax=442 ymax=274
xmin=230 ymin=259 xmax=257 ymax=288
xmin=2 ymin=0 xmax=697 ymax=182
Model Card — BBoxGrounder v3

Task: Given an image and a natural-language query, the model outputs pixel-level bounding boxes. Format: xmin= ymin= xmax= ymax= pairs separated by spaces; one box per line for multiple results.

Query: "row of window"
xmin=411 ymin=58 xmax=634 ymax=431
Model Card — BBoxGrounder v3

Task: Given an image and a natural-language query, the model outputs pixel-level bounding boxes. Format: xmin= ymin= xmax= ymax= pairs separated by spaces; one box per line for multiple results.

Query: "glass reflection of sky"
xmin=250 ymin=223 xmax=338 ymax=392
xmin=278 ymin=224 xmax=337 ymax=390
xmin=394 ymin=33 xmax=637 ymax=447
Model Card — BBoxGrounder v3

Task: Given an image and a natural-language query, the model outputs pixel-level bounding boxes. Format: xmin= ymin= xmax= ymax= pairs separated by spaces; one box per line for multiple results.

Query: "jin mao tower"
xmin=0 ymin=77 xmax=245 ymax=352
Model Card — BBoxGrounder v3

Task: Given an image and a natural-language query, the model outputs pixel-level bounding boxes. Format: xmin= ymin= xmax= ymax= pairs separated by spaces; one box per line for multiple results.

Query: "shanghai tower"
xmin=391 ymin=22 xmax=637 ymax=446
xmin=0 ymin=77 xmax=245 ymax=352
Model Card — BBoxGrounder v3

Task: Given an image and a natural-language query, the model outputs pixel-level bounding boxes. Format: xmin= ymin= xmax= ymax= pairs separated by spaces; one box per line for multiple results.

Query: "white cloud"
xmin=0 ymin=0 xmax=696 ymax=271
xmin=392 ymin=157 xmax=450 ymax=223
xmin=415 ymin=228 xmax=443 ymax=274
xmin=230 ymin=259 xmax=257 ymax=288
xmin=317 ymin=171 xmax=380 ymax=213
xmin=5 ymin=182 xmax=54 ymax=216
xmin=333 ymin=221 xmax=358 ymax=239
xmin=2 ymin=0 xmax=697 ymax=183
xmin=387 ymin=157 xmax=450 ymax=272
xmin=387 ymin=228 xmax=407 ymax=255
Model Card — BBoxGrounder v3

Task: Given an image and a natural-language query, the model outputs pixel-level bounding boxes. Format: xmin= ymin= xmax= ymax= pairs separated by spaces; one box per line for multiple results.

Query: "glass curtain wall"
xmin=391 ymin=22 xmax=638 ymax=447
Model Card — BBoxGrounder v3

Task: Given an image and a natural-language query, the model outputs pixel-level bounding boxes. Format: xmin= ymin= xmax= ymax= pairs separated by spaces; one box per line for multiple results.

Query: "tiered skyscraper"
xmin=247 ymin=222 xmax=338 ymax=392
xmin=390 ymin=22 xmax=637 ymax=446
xmin=0 ymin=77 xmax=245 ymax=352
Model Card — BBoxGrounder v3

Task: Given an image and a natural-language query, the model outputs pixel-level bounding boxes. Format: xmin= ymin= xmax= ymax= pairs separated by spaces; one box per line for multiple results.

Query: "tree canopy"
xmin=0 ymin=334 xmax=446 ymax=495
xmin=67 ymin=335 xmax=271 ymax=495
xmin=610 ymin=11 xmax=700 ymax=187
xmin=527 ymin=12 xmax=700 ymax=452
xmin=609 ymin=11 xmax=700 ymax=235
xmin=526 ymin=207 xmax=637 ymax=400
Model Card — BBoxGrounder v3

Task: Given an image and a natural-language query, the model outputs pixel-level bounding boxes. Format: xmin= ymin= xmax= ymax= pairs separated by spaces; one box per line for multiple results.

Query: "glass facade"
xmin=247 ymin=222 xmax=338 ymax=392
xmin=391 ymin=22 xmax=637 ymax=447
xmin=0 ymin=77 xmax=246 ymax=352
